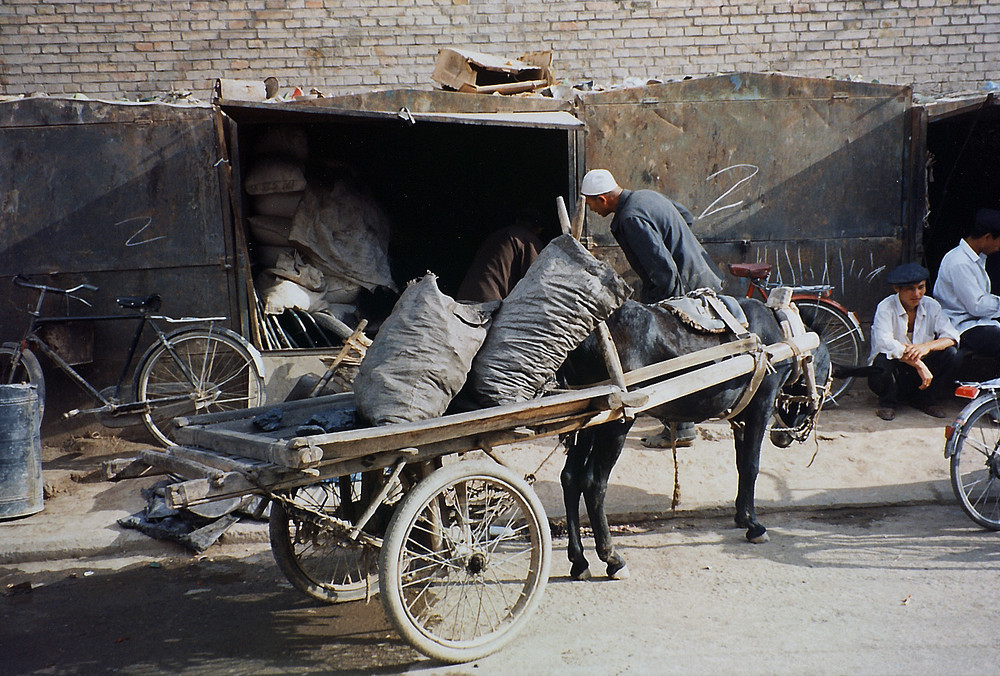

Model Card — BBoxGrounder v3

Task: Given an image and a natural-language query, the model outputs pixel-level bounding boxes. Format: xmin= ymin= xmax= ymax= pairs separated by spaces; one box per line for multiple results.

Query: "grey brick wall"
xmin=1 ymin=0 xmax=997 ymax=100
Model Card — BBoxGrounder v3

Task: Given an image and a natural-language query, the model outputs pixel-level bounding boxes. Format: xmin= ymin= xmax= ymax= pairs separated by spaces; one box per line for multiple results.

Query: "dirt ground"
xmin=3 ymin=504 xmax=997 ymax=675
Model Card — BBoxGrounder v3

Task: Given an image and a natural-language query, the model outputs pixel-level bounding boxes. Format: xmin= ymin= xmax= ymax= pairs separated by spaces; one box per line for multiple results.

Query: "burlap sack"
xmin=354 ymin=273 xmax=498 ymax=425
xmin=467 ymin=234 xmax=632 ymax=406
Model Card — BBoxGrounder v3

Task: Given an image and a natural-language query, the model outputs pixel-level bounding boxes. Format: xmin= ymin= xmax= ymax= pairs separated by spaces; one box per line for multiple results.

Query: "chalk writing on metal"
xmin=757 ymin=244 xmax=885 ymax=291
xmin=121 ymin=216 xmax=166 ymax=246
xmin=698 ymin=164 xmax=760 ymax=220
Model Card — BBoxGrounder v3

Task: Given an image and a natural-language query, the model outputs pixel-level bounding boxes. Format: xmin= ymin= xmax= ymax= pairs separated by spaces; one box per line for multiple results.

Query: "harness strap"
xmin=718 ymin=347 xmax=772 ymax=421
xmin=703 ymin=294 xmax=752 ymax=339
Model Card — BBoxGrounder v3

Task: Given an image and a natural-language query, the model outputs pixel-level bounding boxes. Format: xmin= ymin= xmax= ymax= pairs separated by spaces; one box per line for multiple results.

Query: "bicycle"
xmin=1 ymin=274 xmax=267 ymax=446
xmin=944 ymin=379 xmax=1000 ymax=530
xmin=728 ymin=262 xmax=865 ymax=403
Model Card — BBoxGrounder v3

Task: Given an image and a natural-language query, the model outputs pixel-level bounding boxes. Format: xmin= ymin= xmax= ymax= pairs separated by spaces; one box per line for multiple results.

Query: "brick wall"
xmin=1 ymin=0 xmax=997 ymax=100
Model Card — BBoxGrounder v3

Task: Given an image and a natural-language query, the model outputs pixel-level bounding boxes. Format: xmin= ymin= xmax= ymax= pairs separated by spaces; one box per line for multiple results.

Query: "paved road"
xmin=3 ymin=503 xmax=998 ymax=675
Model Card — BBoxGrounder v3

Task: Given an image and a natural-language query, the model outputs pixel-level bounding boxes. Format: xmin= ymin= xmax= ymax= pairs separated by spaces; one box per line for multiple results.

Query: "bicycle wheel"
xmin=379 ymin=460 xmax=551 ymax=664
xmin=795 ymin=299 xmax=863 ymax=402
xmin=134 ymin=329 xmax=265 ymax=446
xmin=949 ymin=398 xmax=1000 ymax=530
xmin=270 ymin=477 xmax=381 ymax=604
xmin=0 ymin=344 xmax=45 ymax=416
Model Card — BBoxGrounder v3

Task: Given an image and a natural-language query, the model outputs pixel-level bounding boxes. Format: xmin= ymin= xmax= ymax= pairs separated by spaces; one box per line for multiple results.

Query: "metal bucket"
xmin=0 ymin=384 xmax=44 ymax=519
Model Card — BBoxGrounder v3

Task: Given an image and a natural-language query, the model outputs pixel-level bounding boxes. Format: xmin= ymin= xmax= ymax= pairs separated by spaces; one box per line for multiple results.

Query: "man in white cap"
xmin=581 ymin=168 xmax=723 ymax=447
xmin=581 ymin=168 xmax=722 ymax=302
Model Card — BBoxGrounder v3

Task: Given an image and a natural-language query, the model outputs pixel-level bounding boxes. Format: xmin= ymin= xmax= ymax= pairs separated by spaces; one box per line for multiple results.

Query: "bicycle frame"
xmin=8 ymin=276 xmax=226 ymax=418
xmin=745 ymin=277 xmax=860 ymax=321
xmin=730 ymin=262 xmax=862 ymax=327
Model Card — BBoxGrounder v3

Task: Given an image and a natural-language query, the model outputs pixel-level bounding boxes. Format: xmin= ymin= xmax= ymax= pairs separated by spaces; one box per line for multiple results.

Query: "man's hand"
xmin=901 ymin=356 xmax=933 ymax=389
xmin=901 ymin=343 xmax=931 ymax=362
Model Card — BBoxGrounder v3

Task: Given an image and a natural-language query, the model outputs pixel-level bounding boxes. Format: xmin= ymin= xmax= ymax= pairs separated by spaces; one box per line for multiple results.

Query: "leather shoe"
xmin=915 ymin=402 xmax=947 ymax=419
xmin=876 ymin=407 xmax=896 ymax=421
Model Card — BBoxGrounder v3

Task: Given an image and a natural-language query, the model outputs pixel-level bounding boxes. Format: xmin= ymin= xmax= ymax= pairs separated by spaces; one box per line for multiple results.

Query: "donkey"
xmin=559 ymin=297 xmax=830 ymax=580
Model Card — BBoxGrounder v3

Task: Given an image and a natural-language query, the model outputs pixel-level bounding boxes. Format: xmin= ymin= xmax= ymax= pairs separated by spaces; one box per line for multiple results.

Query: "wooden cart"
xmin=138 ymin=330 xmax=818 ymax=664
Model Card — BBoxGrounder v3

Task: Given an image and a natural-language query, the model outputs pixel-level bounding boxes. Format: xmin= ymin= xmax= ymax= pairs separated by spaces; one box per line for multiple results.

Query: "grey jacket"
xmin=610 ymin=189 xmax=722 ymax=303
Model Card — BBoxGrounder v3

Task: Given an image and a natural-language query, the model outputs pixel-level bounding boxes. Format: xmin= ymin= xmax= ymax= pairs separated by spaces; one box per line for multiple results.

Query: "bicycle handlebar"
xmin=13 ymin=274 xmax=98 ymax=295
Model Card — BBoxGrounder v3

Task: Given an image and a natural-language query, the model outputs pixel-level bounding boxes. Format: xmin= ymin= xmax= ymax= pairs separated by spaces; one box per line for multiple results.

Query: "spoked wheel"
xmin=795 ymin=299 xmax=864 ymax=404
xmin=270 ymin=479 xmax=378 ymax=603
xmin=134 ymin=329 xmax=265 ymax=446
xmin=270 ymin=470 xmax=407 ymax=603
xmin=0 ymin=345 xmax=45 ymax=416
xmin=950 ymin=399 xmax=1000 ymax=530
xmin=379 ymin=460 xmax=551 ymax=664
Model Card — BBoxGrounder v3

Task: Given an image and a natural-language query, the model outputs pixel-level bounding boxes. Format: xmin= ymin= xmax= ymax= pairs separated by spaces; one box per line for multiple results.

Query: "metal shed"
xmin=1 ymin=72 xmax=928 ymax=439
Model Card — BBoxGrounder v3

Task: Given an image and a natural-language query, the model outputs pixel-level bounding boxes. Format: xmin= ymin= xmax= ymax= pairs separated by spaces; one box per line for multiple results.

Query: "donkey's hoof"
xmin=607 ymin=561 xmax=630 ymax=580
xmin=746 ymin=524 xmax=769 ymax=543
xmin=570 ymin=563 xmax=592 ymax=581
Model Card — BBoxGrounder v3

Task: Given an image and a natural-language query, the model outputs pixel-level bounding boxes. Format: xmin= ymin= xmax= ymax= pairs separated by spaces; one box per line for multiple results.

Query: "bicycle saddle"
xmin=115 ymin=293 xmax=162 ymax=312
xmin=728 ymin=262 xmax=772 ymax=279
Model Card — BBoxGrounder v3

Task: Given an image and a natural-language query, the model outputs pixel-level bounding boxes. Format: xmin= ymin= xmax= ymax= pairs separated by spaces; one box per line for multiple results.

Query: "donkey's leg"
xmin=561 ymin=430 xmax=593 ymax=580
xmin=581 ymin=420 xmax=631 ymax=579
xmin=732 ymin=400 xmax=772 ymax=543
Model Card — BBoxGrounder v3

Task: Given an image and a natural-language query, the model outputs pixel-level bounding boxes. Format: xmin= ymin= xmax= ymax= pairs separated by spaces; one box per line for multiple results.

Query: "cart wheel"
xmin=269 ymin=478 xmax=380 ymax=603
xmin=379 ymin=460 xmax=551 ymax=664
xmin=950 ymin=398 xmax=1000 ymax=530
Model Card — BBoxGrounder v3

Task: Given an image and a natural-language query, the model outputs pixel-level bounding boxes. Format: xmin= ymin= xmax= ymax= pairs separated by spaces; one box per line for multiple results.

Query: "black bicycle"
xmin=1 ymin=275 xmax=266 ymax=446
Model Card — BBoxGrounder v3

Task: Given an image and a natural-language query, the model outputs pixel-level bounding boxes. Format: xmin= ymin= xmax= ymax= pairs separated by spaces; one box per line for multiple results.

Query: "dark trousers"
xmin=867 ymin=346 xmax=960 ymax=408
xmin=958 ymin=324 xmax=1000 ymax=357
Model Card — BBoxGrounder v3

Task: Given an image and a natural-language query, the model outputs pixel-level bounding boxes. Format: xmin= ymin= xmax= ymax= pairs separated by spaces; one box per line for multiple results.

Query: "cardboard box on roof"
xmin=431 ymin=48 xmax=555 ymax=95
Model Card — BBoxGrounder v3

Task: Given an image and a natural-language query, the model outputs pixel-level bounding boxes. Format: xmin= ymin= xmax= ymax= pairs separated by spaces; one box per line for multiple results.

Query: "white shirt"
xmin=933 ymin=238 xmax=1000 ymax=333
xmin=869 ymin=293 xmax=959 ymax=363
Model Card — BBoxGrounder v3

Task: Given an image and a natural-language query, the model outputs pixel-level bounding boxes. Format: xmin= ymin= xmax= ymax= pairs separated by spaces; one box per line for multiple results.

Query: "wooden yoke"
xmin=556 ymin=196 xmax=629 ymax=392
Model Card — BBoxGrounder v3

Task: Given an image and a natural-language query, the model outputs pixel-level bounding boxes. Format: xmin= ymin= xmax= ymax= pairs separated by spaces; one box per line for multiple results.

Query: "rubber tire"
xmin=379 ymin=460 xmax=551 ymax=664
xmin=269 ymin=481 xmax=379 ymax=604
xmin=795 ymin=299 xmax=863 ymax=403
xmin=0 ymin=344 xmax=45 ymax=417
xmin=133 ymin=329 xmax=265 ymax=446
xmin=949 ymin=398 xmax=1000 ymax=530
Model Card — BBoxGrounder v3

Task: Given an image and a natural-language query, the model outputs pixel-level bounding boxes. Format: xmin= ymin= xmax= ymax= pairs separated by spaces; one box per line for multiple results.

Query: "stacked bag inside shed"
xmin=243 ymin=125 xmax=397 ymax=348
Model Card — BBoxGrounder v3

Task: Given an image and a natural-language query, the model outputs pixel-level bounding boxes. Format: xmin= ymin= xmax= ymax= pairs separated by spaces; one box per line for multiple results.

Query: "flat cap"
xmin=975 ymin=208 xmax=1000 ymax=235
xmin=887 ymin=262 xmax=929 ymax=285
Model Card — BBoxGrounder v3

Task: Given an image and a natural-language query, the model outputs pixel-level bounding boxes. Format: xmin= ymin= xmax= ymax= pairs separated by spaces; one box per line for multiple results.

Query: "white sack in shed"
xmin=354 ymin=273 xmax=498 ymax=425
xmin=245 ymin=158 xmax=307 ymax=195
xmin=467 ymin=234 xmax=632 ymax=407
xmin=289 ymin=179 xmax=397 ymax=301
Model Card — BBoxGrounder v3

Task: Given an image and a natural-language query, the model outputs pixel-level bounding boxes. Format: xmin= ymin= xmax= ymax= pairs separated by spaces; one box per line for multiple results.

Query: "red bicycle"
xmin=729 ymin=262 xmax=864 ymax=403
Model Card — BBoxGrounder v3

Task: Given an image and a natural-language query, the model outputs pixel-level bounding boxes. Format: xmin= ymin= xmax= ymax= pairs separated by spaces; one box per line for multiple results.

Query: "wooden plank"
xmin=571 ymin=196 xmax=586 ymax=240
xmin=573 ymin=336 xmax=759 ymax=389
xmin=163 ymin=445 xmax=274 ymax=475
xmin=631 ymin=332 xmax=819 ymax=413
xmin=139 ymin=449 xmax=227 ymax=484
xmin=633 ymin=354 xmax=755 ymax=412
xmin=595 ymin=323 xmax=628 ymax=390
xmin=173 ymin=391 xmax=354 ymax=428
xmin=556 ymin=196 xmax=572 ymax=235
xmin=174 ymin=383 xmax=619 ymax=464
xmin=172 ymin=426 xmax=323 ymax=468
xmin=165 ymin=473 xmax=260 ymax=509
xmin=287 ymin=385 xmax=621 ymax=456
